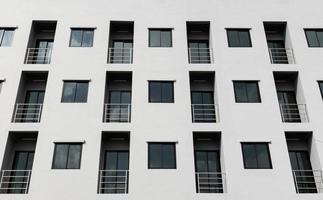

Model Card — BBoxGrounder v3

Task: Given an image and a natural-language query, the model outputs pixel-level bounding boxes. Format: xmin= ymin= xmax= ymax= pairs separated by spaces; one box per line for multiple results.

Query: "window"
xmin=0 ymin=80 xmax=3 ymax=93
xmin=69 ymin=28 xmax=94 ymax=47
xmin=304 ymin=29 xmax=323 ymax=47
xmin=233 ymin=81 xmax=261 ymax=103
xmin=0 ymin=28 xmax=15 ymax=47
xmin=318 ymin=81 xmax=323 ymax=99
xmin=61 ymin=81 xmax=89 ymax=103
xmin=52 ymin=143 xmax=82 ymax=169
xmin=149 ymin=81 xmax=174 ymax=103
xmin=149 ymin=29 xmax=172 ymax=47
xmin=227 ymin=29 xmax=252 ymax=47
xmin=241 ymin=143 xmax=272 ymax=169
xmin=148 ymin=143 xmax=176 ymax=169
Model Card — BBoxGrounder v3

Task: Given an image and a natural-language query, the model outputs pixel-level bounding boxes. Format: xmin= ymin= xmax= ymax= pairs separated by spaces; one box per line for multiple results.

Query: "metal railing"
xmin=293 ymin=170 xmax=323 ymax=193
xmin=0 ymin=170 xmax=32 ymax=194
xmin=25 ymin=48 xmax=52 ymax=64
xmin=196 ymin=172 xmax=226 ymax=193
xmin=188 ymin=48 xmax=213 ymax=64
xmin=13 ymin=103 xmax=43 ymax=123
xmin=268 ymin=48 xmax=295 ymax=64
xmin=279 ymin=104 xmax=308 ymax=123
xmin=108 ymin=48 xmax=133 ymax=64
xmin=192 ymin=104 xmax=218 ymax=123
xmin=98 ymin=170 xmax=129 ymax=194
xmin=104 ymin=104 xmax=131 ymax=123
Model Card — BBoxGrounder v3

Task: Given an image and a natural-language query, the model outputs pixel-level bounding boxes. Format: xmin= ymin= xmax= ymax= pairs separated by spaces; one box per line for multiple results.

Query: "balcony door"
xmin=21 ymin=90 xmax=44 ymax=122
xmin=111 ymin=41 xmax=133 ymax=63
xmin=277 ymin=91 xmax=300 ymax=122
xmin=267 ymin=40 xmax=288 ymax=64
xmin=108 ymin=91 xmax=131 ymax=122
xmin=191 ymin=91 xmax=215 ymax=122
xmin=34 ymin=39 xmax=53 ymax=64
xmin=188 ymin=40 xmax=210 ymax=63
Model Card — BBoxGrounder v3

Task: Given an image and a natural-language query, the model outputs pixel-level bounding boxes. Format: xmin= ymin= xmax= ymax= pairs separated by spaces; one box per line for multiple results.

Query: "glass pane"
xmin=121 ymin=91 xmax=131 ymax=104
xmin=305 ymin=30 xmax=319 ymax=47
xmin=75 ymin=82 xmax=88 ymax=102
xmin=256 ymin=144 xmax=271 ymax=168
xmin=242 ymin=144 xmax=257 ymax=168
xmin=117 ymin=152 xmax=129 ymax=170
xmin=26 ymin=153 xmax=34 ymax=170
xmin=67 ymin=144 xmax=81 ymax=169
xmin=70 ymin=30 xmax=83 ymax=47
xmin=234 ymin=82 xmax=248 ymax=102
xmin=161 ymin=82 xmax=173 ymax=103
xmin=149 ymin=30 xmax=161 ymax=47
xmin=53 ymin=144 xmax=69 ymax=169
xmin=105 ymin=152 xmax=118 ymax=170
xmin=195 ymin=151 xmax=208 ymax=172
xmin=161 ymin=30 xmax=171 ymax=47
xmin=319 ymin=82 xmax=323 ymax=98
xmin=149 ymin=82 xmax=161 ymax=102
xmin=202 ymin=92 xmax=214 ymax=104
xmin=162 ymin=144 xmax=176 ymax=169
xmin=62 ymin=82 xmax=77 ymax=102
xmin=0 ymin=30 xmax=4 ymax=45
xmin=191 ymin=92 xmax=203 ymax=104
xmin=227 ymin=30 xmax=239 ymax=47
xmin=149 ymin=144 xmax=162 ymax=168
xmin=246 ymin=82 xmax=260 ymax=102
xmin=316 ymin=31 xmax=323 ymax=47
xmin=82 ymin=30 xmax=94 ymax=47
xmin=239 ymin=30 xmax=251 ymax=47
xmin=1 ymin=30 xmax=14 ymax=46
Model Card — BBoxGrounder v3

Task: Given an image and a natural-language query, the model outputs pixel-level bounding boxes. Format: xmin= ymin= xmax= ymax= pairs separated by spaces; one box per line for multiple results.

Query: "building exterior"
xmin=0 ymin=0 xmax=323 ymax=199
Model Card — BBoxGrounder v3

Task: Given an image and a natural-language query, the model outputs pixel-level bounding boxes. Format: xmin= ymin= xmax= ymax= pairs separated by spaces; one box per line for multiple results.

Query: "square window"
xmin=149 ymin=29 xmax=172 ymax=47
xmin=0 ymin=28 xmax=15 ymax=47
xmin=233 ymin=81 xmax=261 ymax=103
xmin=227 ymin=29 xmax=252 ymax=47
xmin=241 ymin=143 xmax=272 ymax=169
xmin=69 ymin=28 xmax=94 ymax=47
xmin=305 ymin=29 xmax=323 ymax=47
xmin=149 ymin=81 xmax=174 ymax=103
xmin=148 ymin=143 xmax=176 ymax=169
xmin=52 ymin=143 xmax=82 ymax=169
xmin=318 ymin=81 xmax=323 ymax=99
xmin=61 ymin=81 xmax=89 ymax=103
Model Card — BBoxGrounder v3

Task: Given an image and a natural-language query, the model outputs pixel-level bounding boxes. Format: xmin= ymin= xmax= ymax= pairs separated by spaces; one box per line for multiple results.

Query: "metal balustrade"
xmin=269 ymin=48 xmax=295 ymax=64
xmin=104 ymin=104 xmax=131 ymax=123
xmin=188 ymin=48 xmax=213 ymax=64
xmin=196 ymin=172 xmax=226 ymax=193
xmin=13 ymin=103 xmax=43 ymax=123
xmin=0 ymin=170 xmax=32 ymax=194
xmin=293 ymin=170 xmax=323 ymax=193
xmin=279 ymin=104 xmax=308 ymax=123
xmin=25 ymin=48 xmax=52 ymax=64
xmin=192 ymin=104 xmax=218 ymax=123
xmin=98 ymin=170 xmax=129 ymax=194
xmin=107 ymin=48 xmax=133 ymax=64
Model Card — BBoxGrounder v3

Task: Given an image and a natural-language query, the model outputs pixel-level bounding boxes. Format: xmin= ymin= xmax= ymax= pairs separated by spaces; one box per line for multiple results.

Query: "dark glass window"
xmin=304 ymin=29 xmax=323 ymax=47
xmin=61 ymin=81 xmax=89 ymax=103
xmin=69 ymin=29 xmax=94 ymax=47
xmin=148 ymin=143 xmax=176 ymax=169
xmin=233 ymin=81 xmax=261 ymax=103
xmin=227 ymin=29 xmax=252 ymax=47
xmin=318 ymin=81 xmax=323 ymax=99
xmin=149 ymin=29 xmax=172 ymax=47
xmin=149 ymin=81 xmax=174 ymax=103
xmin=241 ymin=143 xmax=272 ymax=169
xmin=52 ymin=143 xmax=82 ymax=169
xmin=0 ymin=28 xmax=15 ymax=47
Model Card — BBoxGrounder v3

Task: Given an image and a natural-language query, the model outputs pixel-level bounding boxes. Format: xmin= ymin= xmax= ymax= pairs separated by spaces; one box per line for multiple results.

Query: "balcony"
xmin=269 ymin=48 xmax=295 ymax=64
xmin=107 ymin=48 xmax=133 ymax=64
xmin=293 ymin=170 xmax=323 ymax=193
xmin=188 ymin=48 xmax=213 ymax=64
xmin=191 ymin=104 xmax=218 ymax=123
xmin=104 ymin=103 xmax=131 ymax=123
xmin=0 ymin=170 xmax=32 ymax=194
xmin=279 ymin=104 xmax=308 ymax=123
xmin=13 ymin=103 xmax=43 ymax=123
xmin=196 ymin=172 xmax=226 ymax=193
xmin=25 ymin=48 xmax=52 ymax=64
xmin=98 ymin=170 xmax=129 ymax=194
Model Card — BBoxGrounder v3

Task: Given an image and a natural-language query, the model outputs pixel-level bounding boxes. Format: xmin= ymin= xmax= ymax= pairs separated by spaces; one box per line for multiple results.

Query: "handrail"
xmin=98 ymin=170 xmax=129 ymax=194
xmin=279 ymin=103 xmax=308 ymax=123
xmin=191 ymin=104 xmax=218 ymax=123
xmin=188 ymin=48 xmax=213 ymax=64
xmin=25 ymin=48 xmax=52 ymax=64
xmin=268 ymin=48 xmax=295 ymax=64
xmin=196 ymin=172 xmax=226 ymax=193
xmin=292 ymin=170 xmax=323 ymax=193
xmin=104 ymin=103 xmax=131 ymax=123
xmin=0 ymin=170 xmax=32 ymax=194
xmin=107 ymin=48 xmax=133 ymax=64
xmin=13 ymin=103 xmax=43 ymax=123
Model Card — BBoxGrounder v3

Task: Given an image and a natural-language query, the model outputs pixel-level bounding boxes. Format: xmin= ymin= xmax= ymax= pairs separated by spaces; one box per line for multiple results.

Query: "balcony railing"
xmin=268 ymin=48 xmax=295 ymax=64
xmin=196 ymin=172 xmax=226 ymax=193
xmin=104 ymin=104 xmax=131 ymax=123
xmin=107 ymin=48 xmax=133 ymax=64
xmin=192 ymin=104 xmax=218 ymax=123
xmin=25 ymin=48 xmax=52 ymax=64
xmin=279 ymin=104 xmax=308 ymax=123
xmin=293 ymin=170 xmax=323 ymax=193
xmin=0 ymin=170 xmax=32 ymax=194
xmin=13 ymin=103 xmax=43 ymax=123
xmin=188 ymin=48 xmax=213 ymax=64
xmin=98 ymin=170 xmax=129 ymax=194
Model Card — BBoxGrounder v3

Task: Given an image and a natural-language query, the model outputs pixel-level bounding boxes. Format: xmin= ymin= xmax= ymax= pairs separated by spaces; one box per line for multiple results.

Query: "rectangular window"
xmin=69 ymin=28 xmax=94 ymax=47
xmin=149 ymin=81 xmax=174 ymax=103
xmin=61 ymin=81 xmax=89 ymax=103
xmin=304 ymin=29 xmax=323 ymax=47
xmin=233 ymin=81 xmax=261 ymax=103
xmin=52 ymin=143 xmax=82 ymax=169
xmin=148 ymin=143 xmax=176 ymax=169
xmin=227 ymin=29 xmax=252 ymax=47
xmin=0 ymin=28 xmax=15 ymax=47
xmin=241 ymin=143 xmax=272 ymax=169
xmin=149 ymin=29 xmax=172 ymax=47
xmin=318 ymin=81 xmax=323 ymax=99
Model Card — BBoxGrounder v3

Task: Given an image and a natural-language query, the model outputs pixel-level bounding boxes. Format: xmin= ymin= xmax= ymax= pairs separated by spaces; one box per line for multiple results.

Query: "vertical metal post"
xmin=25 ymin=170 xmax=31 ymax=194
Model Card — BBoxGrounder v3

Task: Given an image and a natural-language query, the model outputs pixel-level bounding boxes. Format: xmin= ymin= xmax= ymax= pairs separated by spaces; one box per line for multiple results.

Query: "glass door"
xmin=268 ymin=40 xmax=288 ymax=64
xmin=34 ymin=39 xmax=53 ymax=64
xmin=22 ymin=90 xmax=45 ymax=122
xmin=108 ymin=91 xmax=131 ymax=122
xmin=111 ymin=41 xmax=133 ymax=63
xmin=191 ymin=91 xmax=215 ymax=122
xmin=277 ymin=91 xmax=300 ymax=122
xmin=188 ymin=40 xmax=210 ymax=63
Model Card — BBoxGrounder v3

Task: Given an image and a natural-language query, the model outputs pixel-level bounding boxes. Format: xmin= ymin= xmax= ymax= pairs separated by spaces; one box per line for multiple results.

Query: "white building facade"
xmin=0 ymin=0 xmax=323 ymax=199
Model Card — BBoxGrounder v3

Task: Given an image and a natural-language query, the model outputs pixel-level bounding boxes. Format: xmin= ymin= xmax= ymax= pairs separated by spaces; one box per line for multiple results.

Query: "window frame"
xmin=241 ymin=142 xmax=273 ymax=169
xmin=148 ymin=142 xmax=177 ymax=169
xmin=304 ymin=29 xmax=323 ymax=47
xmin=226 ymin=28 xmax=252 ymax=48
xmin=233 ymin=81 xmax=261 ymax=103
xmin=148 ymin=81 xmax=174 ymax=103
xmin=0 ymin=28 xmax=15 ymax=47
xmin=148 ymin=28 xmax=173 ymax=47
xmin=69 ymin=28 xmax=95 ymax=47
xmin=61 ymin=80 xmax=89 ymax=103
xmin=52 ymin=143 xmax=83 ymax=170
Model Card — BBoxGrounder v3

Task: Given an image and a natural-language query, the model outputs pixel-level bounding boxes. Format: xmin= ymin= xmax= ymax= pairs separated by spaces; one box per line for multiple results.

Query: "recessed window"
xmin=149 ymin=81 xmax=174 ymax=103
xmin=304 ymin=29 xmax=323 ymax=47
xmin=149 ymin=29 xmax=172 ymax=47
xmin=241 ymin=143 xmax=272 ymax=169
xmin=0 ymin=80 xmax=3 ymax=93
xmin=227 ymin=29 xmax=252 ymax=47
xmin=61 ymin=81 xmax=89 ymax=103
xmin=52 ymin=143 xmax=82 ymax=169
xmin=69 ymin=28 xmax=94 ymax=47
xmin=318 ymin=81 xmax=323 ymax=99
xmin=233 ymin=81 xmax=261 ymax=103
xmin=148 ymin=142 xmax=176 ymax=169
xmin=0 ymin=28 xmax=15 ymax=47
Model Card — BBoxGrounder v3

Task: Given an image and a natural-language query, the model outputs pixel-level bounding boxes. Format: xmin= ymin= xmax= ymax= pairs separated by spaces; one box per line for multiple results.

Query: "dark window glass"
xmin=149 ymin=81 xmax=174 ymax=103
xmin=70 ymin=29 xmax=94 ymax=47
xmin=61 ymin=81 xmax=89 ymax=103
xmin=233 ymin=81 xmax=261 ymax=103
xmin=148 ymin=143 xmax=176 ymax=169
xmin=227 ymin=29 xmax=252 ymax=47
xmin=52 ymin=143 xmax=82 ymax=169
xmin=241 ymin=143 xmax=272 ymax=169
xmin=304 ymin=29 xmax=323 ymax=47
xmin=149 ymin=29 xmax=172 ymax=47
xmin=319 ymin=82 xmax=323 ymax=99
xmin=0 ymin=28 xmax=15 ymax=47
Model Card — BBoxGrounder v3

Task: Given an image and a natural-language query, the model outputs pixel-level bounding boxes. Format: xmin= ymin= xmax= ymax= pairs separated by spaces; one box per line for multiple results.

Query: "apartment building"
xmin=0 ymin=0 xmax=323 ymax=200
